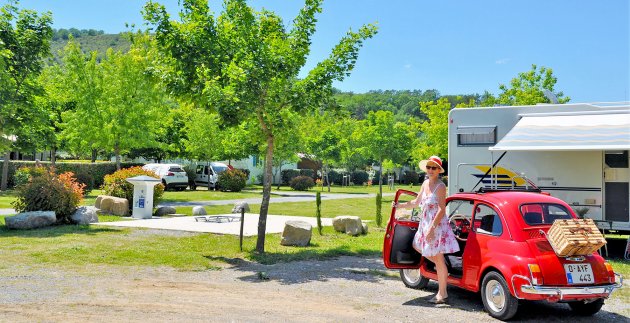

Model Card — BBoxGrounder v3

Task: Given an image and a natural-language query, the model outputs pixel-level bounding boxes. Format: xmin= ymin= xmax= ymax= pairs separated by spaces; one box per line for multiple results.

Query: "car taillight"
xmin=604 ymin=262 xmax=616 ymax=283
xmin=167 ymin=172 xmax=174 ymax=176
xmin=528 ymin=264 xmax=543 ymax=285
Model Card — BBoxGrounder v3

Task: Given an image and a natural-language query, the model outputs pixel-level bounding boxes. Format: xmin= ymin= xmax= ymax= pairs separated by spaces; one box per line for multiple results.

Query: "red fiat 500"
xmin=383 ymin=189 xmax=623 ymax=320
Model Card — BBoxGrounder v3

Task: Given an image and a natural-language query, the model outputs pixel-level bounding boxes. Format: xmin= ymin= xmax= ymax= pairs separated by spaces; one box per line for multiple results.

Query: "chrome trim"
xmin=519 ymin=274 xmax=623 ymax=301
xmin=510 ymin=274 xmax=532 ymax=300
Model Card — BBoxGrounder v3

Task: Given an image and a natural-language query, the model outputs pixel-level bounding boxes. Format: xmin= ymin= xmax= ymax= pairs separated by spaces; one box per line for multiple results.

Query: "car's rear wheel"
xmin=399 ymin=268 xmax=429 ymax=289
xmin=481 ymin=271 xmax=519 ymax=320
xmin=568 ymin=298 xmax=604 ymax=316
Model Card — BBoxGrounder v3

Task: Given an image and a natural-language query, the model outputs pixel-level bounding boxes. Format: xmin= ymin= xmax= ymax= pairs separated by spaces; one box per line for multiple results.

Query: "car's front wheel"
xmin=568 ymin=298 xmax=604 ymax=316
xmin=399 ymin=268 xmax=429 ymax=289
xmin=481 ymin=271 xmax=519 ymax=320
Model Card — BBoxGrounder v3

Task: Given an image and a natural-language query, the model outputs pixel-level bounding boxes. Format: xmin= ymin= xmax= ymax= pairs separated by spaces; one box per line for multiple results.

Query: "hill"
xmin=49 ymin=28 xmax=131 ymax=62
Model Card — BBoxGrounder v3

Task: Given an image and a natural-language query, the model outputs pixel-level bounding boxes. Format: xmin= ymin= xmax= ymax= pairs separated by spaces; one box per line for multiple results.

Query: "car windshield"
xmin=520 ymin=203 xmax=573 ymax=225
xmin=213 ymin=165 xmax=228 ymax=173
xmin=168 ymin=166 xmax=185 ymax=172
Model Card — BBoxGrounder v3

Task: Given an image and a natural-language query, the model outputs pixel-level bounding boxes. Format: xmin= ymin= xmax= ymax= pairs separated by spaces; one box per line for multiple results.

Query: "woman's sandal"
xmin=428 ymin=296 xmax=448 ymax=304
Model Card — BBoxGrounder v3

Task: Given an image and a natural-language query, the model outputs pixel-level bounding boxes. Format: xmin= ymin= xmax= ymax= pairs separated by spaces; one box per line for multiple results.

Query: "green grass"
xmin=0 ymin=190 xmax=17 ymax=208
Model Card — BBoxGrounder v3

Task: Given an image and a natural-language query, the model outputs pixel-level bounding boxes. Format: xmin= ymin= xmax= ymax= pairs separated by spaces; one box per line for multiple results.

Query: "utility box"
xmin=126 ymin=175 xmax=161 ymax=219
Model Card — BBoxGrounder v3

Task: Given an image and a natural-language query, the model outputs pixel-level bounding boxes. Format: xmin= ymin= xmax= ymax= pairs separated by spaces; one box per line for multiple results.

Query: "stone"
xmin=70 ymin=206 xmax=99 ymax=225
xmin=231 ymin=202 xmax=250 ymax=213
xmin=5 ymin=211 xmax=56 ymax=230
xmin=111 ymin=199 xmax=129 ymax=216
xmin=362 ymin=222 xmax=368 ymax=235
xmin=192 ymin=206 xmax=207 ymax=216
xmin=280 ymin=220 xmax=312 ymax=247
xmin=94 ymin=195 xmax=107 ymax=209
xmin=332 ymin=215 xmax=366 ymax=235
xmin=99 ymin=196 xmax=129 ymax=216
xmin=155 ymin=206 xmax=177 ymax=217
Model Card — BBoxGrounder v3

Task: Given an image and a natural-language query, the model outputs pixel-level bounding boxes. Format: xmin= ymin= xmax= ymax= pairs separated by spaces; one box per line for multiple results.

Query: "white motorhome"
xmin=448 ymin=102 xmax=630 ymax=231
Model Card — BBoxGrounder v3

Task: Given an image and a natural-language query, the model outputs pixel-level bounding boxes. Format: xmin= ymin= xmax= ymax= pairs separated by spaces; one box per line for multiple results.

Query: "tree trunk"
xmin=275 ymin=163 xmax=282 ymax=190
xmin=51 ymin=146 xmax=57 ymax=166
xmin=1 ymin=152 xmax=9 ymax=191
xmin=325 ymin=162 xmax=331 ymax=192
xmin=114 ymin=142 xmax=121 ymax=170
xmin=378 ymin=158 xmax=383 ymax=197
xmin=256 ymin=134 xmax=274 ymax=253
xmin=91 ymin=149 xmax=97 ymax=163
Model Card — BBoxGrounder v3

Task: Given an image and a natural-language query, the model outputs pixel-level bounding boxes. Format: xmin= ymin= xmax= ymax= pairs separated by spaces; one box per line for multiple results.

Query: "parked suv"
xmin=192 ymin=162 xmax=229 ymax=190
xmin=142 ymin=163 xmax=188 ymax=191
xmin=384 ymin=188 xmax=622 ymax=320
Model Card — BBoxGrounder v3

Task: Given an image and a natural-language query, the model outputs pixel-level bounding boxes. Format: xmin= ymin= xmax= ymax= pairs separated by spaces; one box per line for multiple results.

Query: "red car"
xmin=383 ymin=188 xmax=623 ymax=320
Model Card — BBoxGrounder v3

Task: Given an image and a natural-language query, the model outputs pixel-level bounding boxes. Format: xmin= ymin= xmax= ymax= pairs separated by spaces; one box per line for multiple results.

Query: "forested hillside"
xmin=49 ymin=29 xmax=130 ymax=62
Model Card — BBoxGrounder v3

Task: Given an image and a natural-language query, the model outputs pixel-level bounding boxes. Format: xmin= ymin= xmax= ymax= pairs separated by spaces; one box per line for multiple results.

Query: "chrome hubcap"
xmin=486 ymin=280 xmax=505 ymax=313
xmin=402 ymin=269 xmax=421 ymax=284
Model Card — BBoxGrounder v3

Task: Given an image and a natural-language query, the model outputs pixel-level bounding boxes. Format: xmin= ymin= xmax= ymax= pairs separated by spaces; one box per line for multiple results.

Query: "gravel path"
xmin=1 ymin=255 xmax=627 ymax=322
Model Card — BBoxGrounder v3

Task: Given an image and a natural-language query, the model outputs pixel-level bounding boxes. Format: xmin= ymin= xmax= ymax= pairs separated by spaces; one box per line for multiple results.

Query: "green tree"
xmin=301 ymin=113 xmax=342 ymax=192
xmin=495 ymin=64 xmax=570 ymax=105
xmin=353 ymin=110 xmax=411 ymax=196
xmin=0 ymin=1 xmax=52 ymax=190
xmin=144 ymin=0 xmax=377 ymax=253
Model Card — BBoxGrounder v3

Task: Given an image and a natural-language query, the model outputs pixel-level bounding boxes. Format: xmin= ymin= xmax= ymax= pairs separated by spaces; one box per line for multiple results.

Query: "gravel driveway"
xmin=1 ymin=255 xmax=627 ymax=322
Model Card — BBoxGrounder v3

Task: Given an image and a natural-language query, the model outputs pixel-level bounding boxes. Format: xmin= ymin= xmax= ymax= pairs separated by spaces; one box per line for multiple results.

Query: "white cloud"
xmin=495 ymin=58 xmax=511 ymax=65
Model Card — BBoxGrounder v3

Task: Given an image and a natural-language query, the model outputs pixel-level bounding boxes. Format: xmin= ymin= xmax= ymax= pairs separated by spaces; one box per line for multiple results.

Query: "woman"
xmin=393 ymin=155 xmax=459 ymax=304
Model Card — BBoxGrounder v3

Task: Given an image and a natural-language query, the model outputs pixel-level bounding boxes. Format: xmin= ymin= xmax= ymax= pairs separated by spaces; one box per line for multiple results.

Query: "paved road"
xmin=0 ymin=191 xmax=396 ymax=215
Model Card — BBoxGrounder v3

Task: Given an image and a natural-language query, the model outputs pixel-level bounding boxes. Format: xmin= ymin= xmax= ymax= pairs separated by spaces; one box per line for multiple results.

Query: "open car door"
xmin=383 ymin=189 xmax=422 ymax=269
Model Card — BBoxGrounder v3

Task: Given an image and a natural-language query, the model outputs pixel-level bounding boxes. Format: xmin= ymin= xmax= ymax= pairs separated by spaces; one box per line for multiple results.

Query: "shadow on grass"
xmin=0 ymin=224 xmax=122 ymax=238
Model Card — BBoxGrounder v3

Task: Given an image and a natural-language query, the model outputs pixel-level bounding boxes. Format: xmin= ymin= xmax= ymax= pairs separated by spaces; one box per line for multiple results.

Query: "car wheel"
xmin=399 ymin=268 xmax=429 ymax=289
xmin=162 ymin=180 xmax=169 ymax=191
xmin=568 ymin=298 xmax=604 ymax=316
xmin=481 ymin=271 xmax=519 ymax=320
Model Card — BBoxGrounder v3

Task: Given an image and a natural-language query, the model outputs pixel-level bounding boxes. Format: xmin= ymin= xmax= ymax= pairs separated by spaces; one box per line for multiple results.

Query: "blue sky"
xmin=4 ymin=0 xmax=629 ymax=103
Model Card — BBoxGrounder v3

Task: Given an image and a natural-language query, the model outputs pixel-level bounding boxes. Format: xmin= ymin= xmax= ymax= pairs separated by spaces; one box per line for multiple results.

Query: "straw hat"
xmin=419 ymin=155 xmax=445 ymax=173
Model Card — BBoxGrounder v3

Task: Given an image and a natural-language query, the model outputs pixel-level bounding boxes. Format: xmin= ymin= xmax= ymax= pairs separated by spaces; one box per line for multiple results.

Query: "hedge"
xmin=0 ymin=161 xmax=143 ymax=190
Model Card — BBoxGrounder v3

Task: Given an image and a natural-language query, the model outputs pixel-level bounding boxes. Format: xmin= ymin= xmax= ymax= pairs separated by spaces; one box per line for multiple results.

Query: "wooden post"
xmin=239 ymin=208 xmax=245 ymax=251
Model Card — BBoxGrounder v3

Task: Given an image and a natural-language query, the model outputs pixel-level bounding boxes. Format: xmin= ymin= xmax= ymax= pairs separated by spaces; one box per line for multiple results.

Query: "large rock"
xmin=332 ymin=215 xmax=366 ymax=236
xmin=192 ymin=206 xmax=207 ymax=216
xmin=155 ymin=206 xmax=177 ymax=217
xmin=98 ymin=196 xmax=129 ymax=216
xmin=5 ymin=211 xmax=56 ymax=230
xmin=281 ymin=220 xmax=312 ymax=247
xmin=94 ymin=195 xmax=107 ymax=209
xmin=231 ymin=202 xmax=250 ymax=213
xmin=70 ymin=206 xmax=99 ymax=225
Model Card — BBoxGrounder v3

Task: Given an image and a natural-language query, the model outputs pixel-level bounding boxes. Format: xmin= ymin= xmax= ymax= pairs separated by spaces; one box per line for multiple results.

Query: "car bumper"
xmin=513 ymin=273 xmax=623 ymax=301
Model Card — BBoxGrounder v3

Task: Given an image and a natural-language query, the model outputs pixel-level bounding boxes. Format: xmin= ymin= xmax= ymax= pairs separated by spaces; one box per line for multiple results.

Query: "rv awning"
xmin=490 ymin=111 xmax=630 ymax=151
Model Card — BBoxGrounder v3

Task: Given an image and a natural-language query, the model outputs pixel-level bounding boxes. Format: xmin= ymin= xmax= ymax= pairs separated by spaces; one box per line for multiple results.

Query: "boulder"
xmin=362 ymin=222 xmax=369 ymax=235
xmin=71 ymin=206 xmax=99 ymax=225
xmin=192 ymin=206 xmax=207 ymax=216
xmin=94 ymin=195 xmax=107 ymax=209
xmin=332 ymin=215 xmax=366 ymax=236
xmin=155 ymin=206 xmax=177 ymax=217
xmin=99 ymin=196 xmax=129 ymax=216
xmin=231 ymin=201 xmax=251 ymax=213
xmin=281 ymin=220 xmax=312 ymax=247
xmin=5 ymin=211 xmax=56 ymax=230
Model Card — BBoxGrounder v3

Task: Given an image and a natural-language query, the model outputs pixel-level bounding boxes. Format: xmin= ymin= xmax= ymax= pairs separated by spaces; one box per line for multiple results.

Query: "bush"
xmin=102 ymin=166 xmax=164 ymax=211
xmin=289 ymin=175 xmax=315 ymax=191
xmin=299 ymin=168 xmax=315 ymax=179
xmin=236 ymin=168 xmax=250 ymax=179
xmin=183 ymin=164 xmax=197 ymax=185
xmin=13 ymin=166 xmax=48 ymax=187
xmin=281 ymin=169 xmax=300 ymax=185
xmin=0 ymin=160 xmax=143 ymax=190
xmin=217 ymin=169 xmax=248 ymax=192
xmin=351 ymin=170 xmax=369 ymax=185
xmin=325 ymin=169 xmax=343 ymax=185
xmin=402 ymin=171 xmax=420 ymax=185
xmin=12 ymin=170 xmax=85 ymax=223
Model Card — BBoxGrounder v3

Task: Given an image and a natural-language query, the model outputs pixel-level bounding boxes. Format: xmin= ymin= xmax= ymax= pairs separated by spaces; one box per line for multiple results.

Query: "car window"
xmin=168 ymin=166 xmax=184 ymax=172
xmin=213 ymin=165 xmax=228 ymax=173
xmin=520 ymin=203 xmax=572 ymax=225
xmin=447 ymin=199 xmax=474 ymax=220
xmin=475 ymin=204 xmax=503 ymax=236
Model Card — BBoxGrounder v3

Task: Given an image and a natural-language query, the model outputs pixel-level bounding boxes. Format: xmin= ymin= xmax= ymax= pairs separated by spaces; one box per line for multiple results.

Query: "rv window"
xmin=605 ymin=151 xmax=628 ymax=168
xmin=456 ymin=126 xmax=497 ymax=146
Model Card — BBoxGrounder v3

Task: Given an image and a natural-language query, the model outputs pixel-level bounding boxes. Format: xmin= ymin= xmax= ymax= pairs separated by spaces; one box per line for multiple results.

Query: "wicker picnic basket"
xmin=547 ymin=219 xmax=607 ymax=257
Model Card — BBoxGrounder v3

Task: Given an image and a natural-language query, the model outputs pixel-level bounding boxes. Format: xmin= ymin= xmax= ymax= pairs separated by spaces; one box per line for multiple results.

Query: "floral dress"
xmin=412 ymin=182 xmax=460 ymax=257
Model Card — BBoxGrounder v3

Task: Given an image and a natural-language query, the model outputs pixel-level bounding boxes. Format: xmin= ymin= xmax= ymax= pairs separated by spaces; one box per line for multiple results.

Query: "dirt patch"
xmin=0 ymin=256 xmax=627 ymax=322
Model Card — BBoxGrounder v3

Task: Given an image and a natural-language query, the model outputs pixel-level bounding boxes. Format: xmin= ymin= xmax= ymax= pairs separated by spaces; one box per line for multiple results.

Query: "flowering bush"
xmin=13 ymin=166 xmax=48 ymax=187
xmin=102 ymin=166 xmax=164 ymax=211
xmin=13 ymin=170 xmax=85 ymax=223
